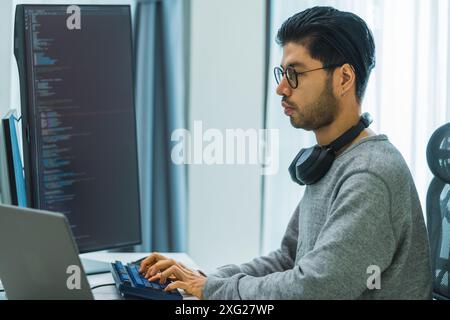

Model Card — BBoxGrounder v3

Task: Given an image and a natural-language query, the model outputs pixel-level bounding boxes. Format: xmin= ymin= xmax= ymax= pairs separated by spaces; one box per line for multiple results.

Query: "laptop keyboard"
xmin=110 ymin=261 xmax=182 ymax=300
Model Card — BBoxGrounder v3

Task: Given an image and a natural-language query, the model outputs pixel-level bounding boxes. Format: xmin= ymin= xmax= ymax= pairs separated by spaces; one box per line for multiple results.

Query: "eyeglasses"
xmin=274 ymin=64 xmax=342 ymax=89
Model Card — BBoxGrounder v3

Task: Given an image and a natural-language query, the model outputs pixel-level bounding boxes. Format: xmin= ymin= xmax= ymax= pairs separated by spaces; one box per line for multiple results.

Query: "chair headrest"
xmin=427 ymin=123 xmax=450 ymax=183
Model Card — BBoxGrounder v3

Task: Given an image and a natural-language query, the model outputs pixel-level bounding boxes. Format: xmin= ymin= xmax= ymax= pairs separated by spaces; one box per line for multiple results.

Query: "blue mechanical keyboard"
xmin=110 ymin=261 xmax=183 ymax=300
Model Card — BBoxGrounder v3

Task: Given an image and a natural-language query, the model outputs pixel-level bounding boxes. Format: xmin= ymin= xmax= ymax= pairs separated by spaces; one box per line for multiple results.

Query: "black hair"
xmin=276 ymin=6 xmax=376 ymax=103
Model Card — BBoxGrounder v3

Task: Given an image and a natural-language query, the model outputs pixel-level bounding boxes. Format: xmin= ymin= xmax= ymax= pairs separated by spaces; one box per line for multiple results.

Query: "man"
xmin=139 ymin=6 xmax=432 ymax=299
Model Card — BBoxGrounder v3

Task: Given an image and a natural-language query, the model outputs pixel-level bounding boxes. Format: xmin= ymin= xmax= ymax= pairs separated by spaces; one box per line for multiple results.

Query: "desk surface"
xmin=0 ymin=252 xmax=200 ymax=300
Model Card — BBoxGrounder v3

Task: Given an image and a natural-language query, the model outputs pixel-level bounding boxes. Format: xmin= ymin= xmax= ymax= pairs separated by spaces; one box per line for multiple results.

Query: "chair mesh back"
xmin=426 ymin=122 xmax=450 ymax=299
xmin=426 ymin=178 xmax=450 ymax=298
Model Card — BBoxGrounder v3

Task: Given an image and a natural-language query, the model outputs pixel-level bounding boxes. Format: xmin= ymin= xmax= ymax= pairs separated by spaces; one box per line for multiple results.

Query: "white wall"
xmin=188 ymin=0 xmax=266 ymax=271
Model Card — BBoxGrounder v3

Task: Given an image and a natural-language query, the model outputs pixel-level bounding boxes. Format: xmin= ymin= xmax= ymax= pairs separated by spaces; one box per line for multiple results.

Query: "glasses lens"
xmin=274 ymin=67 xmax=283 ymax=85
xmin=286 ymin=67 xmax=297 ymax=88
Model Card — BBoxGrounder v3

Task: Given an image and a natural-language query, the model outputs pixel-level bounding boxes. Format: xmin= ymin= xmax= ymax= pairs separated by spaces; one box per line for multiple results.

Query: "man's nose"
xmin=276 ymin=77 xmax=292 ymax=97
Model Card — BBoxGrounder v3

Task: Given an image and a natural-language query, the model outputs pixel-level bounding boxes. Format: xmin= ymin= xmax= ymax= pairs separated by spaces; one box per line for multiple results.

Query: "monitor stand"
xmin=81 ymin=257 xmax=110 ymax=275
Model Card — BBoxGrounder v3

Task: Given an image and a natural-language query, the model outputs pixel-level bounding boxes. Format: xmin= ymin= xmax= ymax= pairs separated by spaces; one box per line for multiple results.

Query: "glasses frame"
xmin=274 ymin=64 xmax=343 ymax=89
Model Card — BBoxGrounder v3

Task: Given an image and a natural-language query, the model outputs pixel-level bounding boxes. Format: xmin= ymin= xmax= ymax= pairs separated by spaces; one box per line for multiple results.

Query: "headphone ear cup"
xmin=299 ymin=149 xmax=335 ymax=185
xmin=289 ymin=149 xmax=306 ymax=185
xmin=289 ymin=146 xmax=322 ymax=185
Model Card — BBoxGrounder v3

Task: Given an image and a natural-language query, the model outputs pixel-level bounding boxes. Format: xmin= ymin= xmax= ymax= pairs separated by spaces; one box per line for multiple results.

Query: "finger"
xmin=178 ymin=262 xmax=191 ymax=273
xmin=144 ymin=259 xmax=177 ymax=278
xmin=147 ymin=272 xmax=177 ymax=282
xmin=159 ymin=265 xmax=185 ymax=284
xmin=139 ymin=252 xmax=162 ymax=272
xmin=139 ymin=253 xmax=157 ymax=272
xmin=164 ymin=281 xmax=186 ymax=292
xmin=139 ymin=252 xmax=167 ymax=273
xmin=148 ymin=266 xmax=185 ymax=283
xmin=148 ymin=272 xmax=161 ymax=283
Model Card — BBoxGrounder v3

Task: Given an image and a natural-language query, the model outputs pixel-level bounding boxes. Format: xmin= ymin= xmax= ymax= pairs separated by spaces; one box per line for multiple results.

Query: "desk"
xmin=0 ymin=252 xmax=200 ymax=300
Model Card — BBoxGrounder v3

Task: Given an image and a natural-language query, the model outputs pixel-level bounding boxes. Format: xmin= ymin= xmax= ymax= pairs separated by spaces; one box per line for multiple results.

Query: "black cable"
xmin=90 ymin=283 xmax=116 ymax=290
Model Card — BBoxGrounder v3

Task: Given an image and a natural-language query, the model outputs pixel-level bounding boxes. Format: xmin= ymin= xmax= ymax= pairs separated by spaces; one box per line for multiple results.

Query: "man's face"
xmin=276 ymin=42 xmax=340 ymax=131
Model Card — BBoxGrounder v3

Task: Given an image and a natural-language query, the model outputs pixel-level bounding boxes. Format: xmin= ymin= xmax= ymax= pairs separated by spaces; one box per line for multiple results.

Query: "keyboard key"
xmin=126 ymin=265 xmax=144 ymax=287
xmin=143 ymin=279 xmax=156 ymax=289
xmin=116 ymin=261 xmax=125 ymax=270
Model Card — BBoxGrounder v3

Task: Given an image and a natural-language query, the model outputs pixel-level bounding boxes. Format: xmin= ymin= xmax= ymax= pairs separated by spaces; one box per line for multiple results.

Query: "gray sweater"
xmin=203 ymin=135 xmax=432 ymax=299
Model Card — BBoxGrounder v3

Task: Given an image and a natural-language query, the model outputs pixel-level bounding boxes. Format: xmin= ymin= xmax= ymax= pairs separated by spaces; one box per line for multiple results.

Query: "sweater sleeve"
xmin=203 ymin=172 xmax=396 ymax=299
xmin=206 ymin=204 xmax=300 ymax=279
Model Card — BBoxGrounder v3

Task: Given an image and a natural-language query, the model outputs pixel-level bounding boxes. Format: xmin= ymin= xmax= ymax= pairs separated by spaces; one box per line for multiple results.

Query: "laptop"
xmin=0 ymin=204 xmax=93 ymax=300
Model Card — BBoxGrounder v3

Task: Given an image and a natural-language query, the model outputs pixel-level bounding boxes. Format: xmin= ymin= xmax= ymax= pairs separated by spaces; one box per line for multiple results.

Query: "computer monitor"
xmin=13 ymin=5 xmax=141 ymax=259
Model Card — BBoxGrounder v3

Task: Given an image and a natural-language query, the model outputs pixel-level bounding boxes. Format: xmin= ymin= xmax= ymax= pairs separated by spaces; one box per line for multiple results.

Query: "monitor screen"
xmin=14 ymin=5 xmax=141 ymax=253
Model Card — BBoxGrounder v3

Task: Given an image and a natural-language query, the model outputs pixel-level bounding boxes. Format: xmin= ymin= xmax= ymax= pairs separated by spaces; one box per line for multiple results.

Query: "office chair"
xmin=426 ymin=122 xmax=450 ymax=300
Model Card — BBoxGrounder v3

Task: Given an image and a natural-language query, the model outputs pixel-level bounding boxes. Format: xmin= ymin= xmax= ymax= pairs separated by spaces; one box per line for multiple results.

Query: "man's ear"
xmin=337 ymin=63 xmax=356 ymax=97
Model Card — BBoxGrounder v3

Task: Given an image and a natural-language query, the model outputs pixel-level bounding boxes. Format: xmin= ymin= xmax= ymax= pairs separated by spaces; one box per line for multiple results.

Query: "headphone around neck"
xmin=288 ymin=112 xmax=373 ymax=186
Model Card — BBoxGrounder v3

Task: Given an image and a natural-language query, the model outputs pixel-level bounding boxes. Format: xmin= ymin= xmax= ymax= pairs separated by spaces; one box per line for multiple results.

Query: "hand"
xmin=139 ymin=252 xmax=207 ymax=299
xmin=139 ymin=252 xmax=171 ymax=275
xmin=139 ymin=252 xmax=182 ymax=279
